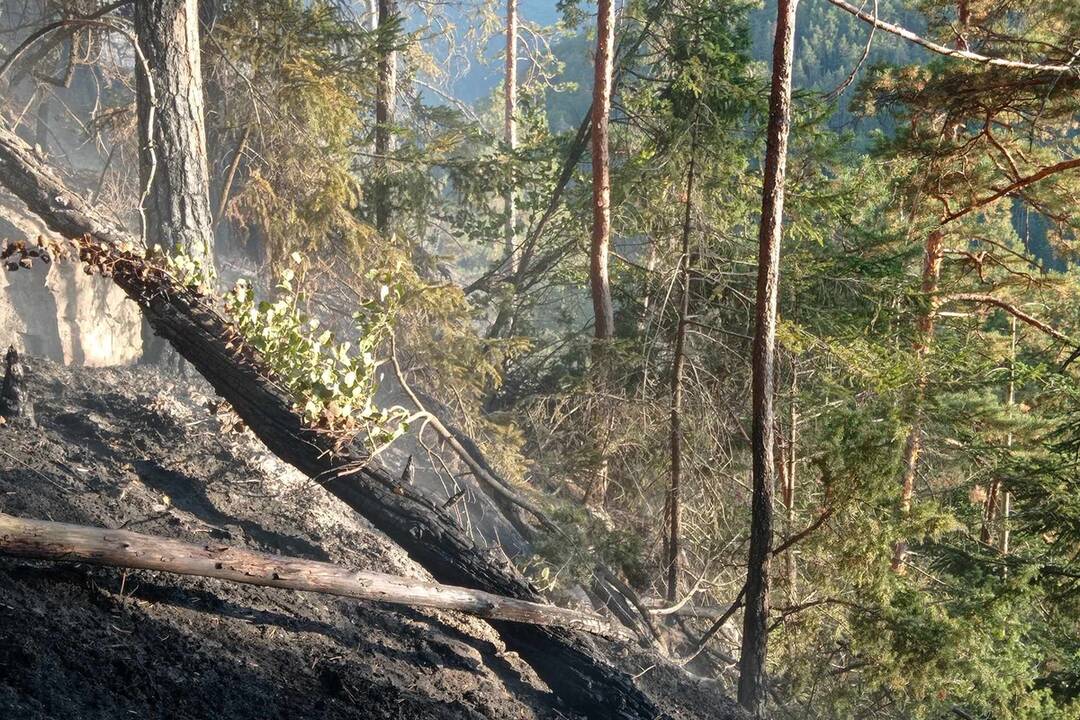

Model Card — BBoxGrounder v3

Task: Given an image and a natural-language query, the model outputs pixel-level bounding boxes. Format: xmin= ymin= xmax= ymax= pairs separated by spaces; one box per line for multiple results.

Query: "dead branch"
xmin=0 ymin=511 xmax=634 ymax=641
xmin=823 ymin=0 xmax=1080 ymax=75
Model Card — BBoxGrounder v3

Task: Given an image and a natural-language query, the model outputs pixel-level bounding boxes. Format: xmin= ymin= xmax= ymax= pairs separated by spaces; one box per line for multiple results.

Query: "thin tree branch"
xmin=941 ymin=157 xmax=1080 ymax=225
xmin=823 ymin=0 xmax=1080 ymax=74
xmin=941 ymin=293 xmax=1073 ymax=344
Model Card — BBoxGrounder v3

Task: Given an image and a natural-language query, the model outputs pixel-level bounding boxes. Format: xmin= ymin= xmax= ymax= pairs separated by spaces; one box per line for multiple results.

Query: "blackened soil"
xmin=0 ymin=359 xmax=744 ymax=720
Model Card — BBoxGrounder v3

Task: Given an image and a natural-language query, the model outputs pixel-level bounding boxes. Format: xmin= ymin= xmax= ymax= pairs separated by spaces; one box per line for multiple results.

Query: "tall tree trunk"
xmin=134 ymin=0 xmax=215 ymax=365
xmin=738 ymin=0 xmax=799 ymax=713
xmin=503 ymin=0 xmax=518 ymax=274
xmin=134 ymin=0 xmax=214 ymax=274
xmin=33 ymin=93 xmax=49 ymax=154
xmin=583 ymin=0 xmax=617 ymax=509
xmin=374 ymin=0 xmax=397 ymax=236
xmin=589 ymin=0 xmax=615 ymax=341
xmin=981 ymin=316 xmax=1015 ymax=552
xmin=891 ymin=228 xmax=944 ymax=572
xmin=666 ymin=134 xmax=697 ymax=603
xmin=781 ymin=368 xmax=797 ymax=602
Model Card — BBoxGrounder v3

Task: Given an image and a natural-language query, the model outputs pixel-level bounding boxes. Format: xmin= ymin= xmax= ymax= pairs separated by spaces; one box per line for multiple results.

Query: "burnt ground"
xmin=0 ymin=358 xmax=744 ymax=720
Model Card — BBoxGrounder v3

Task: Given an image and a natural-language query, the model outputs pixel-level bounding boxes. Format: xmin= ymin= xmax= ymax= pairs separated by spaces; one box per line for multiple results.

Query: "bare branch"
xmin=823 ymin=0 xmax=1080 ymax=75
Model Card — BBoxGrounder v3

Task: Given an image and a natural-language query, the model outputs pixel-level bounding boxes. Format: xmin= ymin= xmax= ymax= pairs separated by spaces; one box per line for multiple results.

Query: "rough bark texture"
xmin=0 ymin=511 xmax=633 ymax=639
xmin=134 ymin=0 xmax=214 ymax=368
xmin=133 ymin=0 xmax=214 ymax=272
xmin=739 ymin=0 xmax=798 ymax=713
xmin=0 ymin=123 xmax=668 ymax=720
xmin=503 ymin=0 xmax=518 ymax=274
xmin=0 ymin=345 xmax=31 ymax=422
xmin=589 ymin=0 xmax=615 ymax=340
xmin=892 ymin=229 xmax=943 ymax=573
xmin=374 ymin=0 xmax=397 ymax=235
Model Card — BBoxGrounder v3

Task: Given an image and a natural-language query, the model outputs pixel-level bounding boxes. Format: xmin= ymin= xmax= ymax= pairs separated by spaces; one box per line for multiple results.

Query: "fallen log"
xmin=0 ymin=123 xmax=668 ymax=720
xmin=0 ymin=511 xmax=634 ymax=640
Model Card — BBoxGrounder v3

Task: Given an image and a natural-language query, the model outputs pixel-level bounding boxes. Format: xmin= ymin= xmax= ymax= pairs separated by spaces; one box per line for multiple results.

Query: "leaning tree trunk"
xmin=739 ymin=0 xmax=799 ymax=713
xmin=0 ymin=124 xmax=668 ymax=720
xmin=134 ymin=0 xmax=215 ymax=365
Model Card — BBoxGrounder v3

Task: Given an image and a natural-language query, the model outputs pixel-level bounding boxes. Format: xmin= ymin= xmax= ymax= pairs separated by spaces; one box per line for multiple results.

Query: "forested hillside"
xmin=0 ymin=0 xmax=1077 ymax=719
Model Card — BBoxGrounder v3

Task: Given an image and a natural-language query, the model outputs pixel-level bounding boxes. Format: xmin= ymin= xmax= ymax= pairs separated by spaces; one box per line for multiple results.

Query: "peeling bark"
xmin=0 ymin=511 xmax=634 ymax=640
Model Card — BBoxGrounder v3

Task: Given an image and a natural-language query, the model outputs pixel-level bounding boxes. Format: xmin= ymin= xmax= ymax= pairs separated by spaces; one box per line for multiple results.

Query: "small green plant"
xmin=210 ymin=252 xmax=411 ymax=451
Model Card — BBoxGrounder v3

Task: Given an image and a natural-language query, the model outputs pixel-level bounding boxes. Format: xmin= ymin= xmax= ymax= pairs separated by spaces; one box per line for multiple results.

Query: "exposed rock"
xmin=0 ymin=195 xmax=142 ymax=366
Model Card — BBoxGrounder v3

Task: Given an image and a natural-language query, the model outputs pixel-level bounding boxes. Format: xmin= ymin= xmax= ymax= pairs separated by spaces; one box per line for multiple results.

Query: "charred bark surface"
xmin=0 ymin=345 xmax=32 ymax=422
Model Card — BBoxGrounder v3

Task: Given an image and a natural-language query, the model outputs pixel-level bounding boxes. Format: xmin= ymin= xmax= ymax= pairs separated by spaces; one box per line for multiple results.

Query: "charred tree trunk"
xmin=374 ymin=0 xmax=397 ymax=235
xmin=739 ymin=0 xmax=799 ymax=713
xmin=0 ymin=512 xmax=633 ymax=639
xmin=134 ymin=0 xmax=215 ymax=366
xmin=589 ymin=0 xmax=615 ymax=341
xmin=0 ymin=124 xmax=668 ymax=720
xmin=0 ymin=346 xmax=32 ymax=423
xmin=892 ymin=229 xmax=944 ymax=573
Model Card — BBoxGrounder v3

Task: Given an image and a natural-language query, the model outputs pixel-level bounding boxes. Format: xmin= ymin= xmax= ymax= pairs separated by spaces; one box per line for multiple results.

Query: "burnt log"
xmin=0 ymin=511 xmax=634 ymax=639
xmin=0 ymin=123 xmax=668 ymax=720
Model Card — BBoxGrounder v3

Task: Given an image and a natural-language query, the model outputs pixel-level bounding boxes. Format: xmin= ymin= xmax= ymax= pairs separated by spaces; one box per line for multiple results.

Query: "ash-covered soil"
xmin=0 ymin=358 xmax=744 ymax=720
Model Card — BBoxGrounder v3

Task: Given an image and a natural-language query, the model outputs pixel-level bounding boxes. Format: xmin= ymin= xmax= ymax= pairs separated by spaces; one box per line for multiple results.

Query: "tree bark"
xmin=738 ymin=0 xmax=799 ymax=713
xmin=374 ymin=0 xmax=397 ymax=235
xmin=782 ymin=370 xmax=797 ymax=601
xmin=892 ymin=229 xmax=944 ymax=573
xmin=134 ymin=0 xmax=215 ymax=369
xmin=133 ymin=0 xmax=214 ymax=274
xmin=589 ymin=0 xmax=615 ymax=341
xmin=0 ymin=511 xmax=634 ymax=640
xmin=0 ymin=123 xmax=668 ymax=720
xmin=503 ymin=0 xmax=518 ymax=274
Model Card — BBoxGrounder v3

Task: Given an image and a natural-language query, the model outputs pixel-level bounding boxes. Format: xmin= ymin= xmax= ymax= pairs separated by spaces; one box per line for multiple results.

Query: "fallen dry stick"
xmin=0 ymin=511 xmax=634 ymax=641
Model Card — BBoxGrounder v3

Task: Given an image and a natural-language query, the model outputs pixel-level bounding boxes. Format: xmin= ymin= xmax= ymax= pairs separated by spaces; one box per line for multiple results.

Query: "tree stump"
xmin=1 ymin=345 xmax=33 ymax=424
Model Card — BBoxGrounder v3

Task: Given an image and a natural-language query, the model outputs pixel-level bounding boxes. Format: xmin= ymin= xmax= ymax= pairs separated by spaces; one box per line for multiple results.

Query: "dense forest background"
xmin=0 ymin=0 xmax=1078 ymax=718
